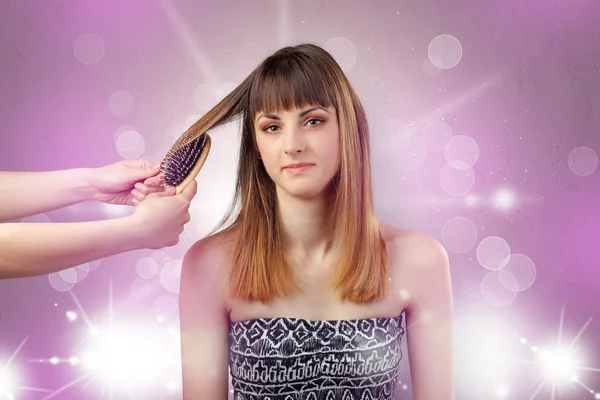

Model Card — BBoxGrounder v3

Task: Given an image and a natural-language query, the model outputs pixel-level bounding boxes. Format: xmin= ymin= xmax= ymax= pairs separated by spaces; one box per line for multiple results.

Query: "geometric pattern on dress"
xmin=229 ymin=313 xmax=405 ymax=400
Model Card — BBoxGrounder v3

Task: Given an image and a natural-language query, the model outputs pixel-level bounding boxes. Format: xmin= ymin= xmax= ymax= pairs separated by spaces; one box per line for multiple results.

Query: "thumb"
xmin=179 ymin=180 xmax=198 ymax=201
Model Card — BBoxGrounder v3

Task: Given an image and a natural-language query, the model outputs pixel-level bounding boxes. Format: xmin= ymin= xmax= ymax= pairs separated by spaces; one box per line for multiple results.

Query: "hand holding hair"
xmin=88 ymin=158 xmax=168 ymax=206
xmin=0 ymin=161 xmax=198 ymax=279
xmin=127 ymin=179 xmax=197 ymax=249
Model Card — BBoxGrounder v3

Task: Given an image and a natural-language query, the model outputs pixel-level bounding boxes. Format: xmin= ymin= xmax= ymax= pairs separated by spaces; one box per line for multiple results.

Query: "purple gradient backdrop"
xmin=1 ymin=0 xmax=599 ymax=399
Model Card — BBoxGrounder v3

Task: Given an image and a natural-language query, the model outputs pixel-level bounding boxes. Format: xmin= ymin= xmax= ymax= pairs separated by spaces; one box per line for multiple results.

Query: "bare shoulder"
xmin=379 ymin=221 xmax=451 ymax=297
xmin=182 ymin=229 xmax=236 ymax=289
xmin=185 ymin=229 xmax=235 ymax=263
xmin=380 ymin=221 xmax=448 ymax=265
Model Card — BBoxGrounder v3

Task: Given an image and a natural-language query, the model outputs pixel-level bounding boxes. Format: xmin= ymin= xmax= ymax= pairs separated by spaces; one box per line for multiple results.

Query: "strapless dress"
xmin=228 ymin=313 xmax=405 ymax=399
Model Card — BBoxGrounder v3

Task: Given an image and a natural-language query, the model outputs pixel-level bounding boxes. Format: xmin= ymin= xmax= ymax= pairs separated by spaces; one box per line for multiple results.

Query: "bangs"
xmin=248 ymin=54 xmax=337 ymax=118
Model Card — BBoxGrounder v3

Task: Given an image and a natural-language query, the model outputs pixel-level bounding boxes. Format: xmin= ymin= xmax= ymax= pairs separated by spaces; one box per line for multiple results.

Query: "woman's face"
xmin=254 ymin=105 xmax=341 ymax=200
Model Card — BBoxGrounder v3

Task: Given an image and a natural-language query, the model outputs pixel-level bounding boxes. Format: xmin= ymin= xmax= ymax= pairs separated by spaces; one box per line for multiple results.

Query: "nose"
xmin=283 ymin=125 xmax=305 ymax=155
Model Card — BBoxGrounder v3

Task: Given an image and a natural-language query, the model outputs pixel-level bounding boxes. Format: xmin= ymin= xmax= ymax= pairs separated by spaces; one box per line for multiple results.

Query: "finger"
xmin=136 ymin=181 xmax=167 ymax=195
xmin=149 ymin=187 xmax=177 ymax=197
xmin=179 ymin=180 xmax=198 ymax=201
xmin=144 ymin=185 xmax=166 ymax=196
xmin=143 ymin=175 xmax=164 ymax=186
xmin=128 ymin=163 xmax=161 ymax=182
xmin=131 ymin=189 xmax=146 ymax=203
xmin=133 ymin=182 xmax=150 ymax=196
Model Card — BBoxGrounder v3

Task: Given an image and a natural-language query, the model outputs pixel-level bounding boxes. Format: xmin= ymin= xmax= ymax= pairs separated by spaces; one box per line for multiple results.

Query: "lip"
xmin=283 ymin=163 xmax=314 ymax=174
xmin=283 ymin=163 xmax=314 ymax=169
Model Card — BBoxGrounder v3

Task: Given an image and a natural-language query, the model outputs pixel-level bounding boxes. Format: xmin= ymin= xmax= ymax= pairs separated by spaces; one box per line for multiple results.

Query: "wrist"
xmin=93 ymin=216 xmax=146 ymax=255
xmin=76 ymin=167 xmax=99 ymax=201
xmin=118 ymin=214 xmax=147 ymax=250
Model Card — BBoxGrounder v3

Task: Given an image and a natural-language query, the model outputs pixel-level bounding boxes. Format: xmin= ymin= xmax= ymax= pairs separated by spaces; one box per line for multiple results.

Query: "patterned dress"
xmin=229 ymin=313 xmax=405 ymax=399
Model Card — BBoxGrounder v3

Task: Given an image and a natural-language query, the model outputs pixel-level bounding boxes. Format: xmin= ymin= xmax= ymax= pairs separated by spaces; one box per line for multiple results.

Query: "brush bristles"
xmin=160 ymin=133 xmax=209 ymax=188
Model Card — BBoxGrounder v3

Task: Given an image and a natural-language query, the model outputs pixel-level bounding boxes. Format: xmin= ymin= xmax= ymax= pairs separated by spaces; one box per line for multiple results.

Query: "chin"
xmin=278 ymin=182 xmax=333 ymax=200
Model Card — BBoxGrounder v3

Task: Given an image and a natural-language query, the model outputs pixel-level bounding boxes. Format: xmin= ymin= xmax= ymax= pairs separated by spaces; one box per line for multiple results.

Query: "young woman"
xmin=179 ymin=44 xmax=454 ymax=400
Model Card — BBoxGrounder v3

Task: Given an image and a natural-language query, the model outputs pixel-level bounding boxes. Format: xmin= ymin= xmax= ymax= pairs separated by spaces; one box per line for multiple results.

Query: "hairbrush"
xmin=159 ymin=132 xmax=211 ymax=194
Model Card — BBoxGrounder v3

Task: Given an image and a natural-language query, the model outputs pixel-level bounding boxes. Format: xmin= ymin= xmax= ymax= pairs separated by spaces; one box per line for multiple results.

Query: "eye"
xmin=306 ymin=118 xmax=325 ymax=127
xmin=263 ymin=125 xmax=280 ymax=133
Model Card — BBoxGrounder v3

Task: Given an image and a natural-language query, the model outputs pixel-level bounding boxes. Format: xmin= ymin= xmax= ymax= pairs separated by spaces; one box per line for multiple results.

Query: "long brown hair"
xmin=182 ymin=43 xmax=388 ymax=303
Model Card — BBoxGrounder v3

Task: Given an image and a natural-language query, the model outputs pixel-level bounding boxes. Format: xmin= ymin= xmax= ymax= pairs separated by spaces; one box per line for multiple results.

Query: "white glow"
xmin=49 ymin=272 xmax=75 ymax=292
xmin=428 ymin=34 xmax=463 ymax=69
xmin=0 ymin=368 xmax=15 ymax=399
xmin=80 ymin=325 xmax=171 ymax=390
xmin=494 ymin=383 xmax=510 ymax=398
xmin=43 ymin=289 xmax=183 ymax=399
xmin=493 ymin=188 xmax=516 ymax=210
xmin=477 ymin=236 xmax=511 ymax=271
xmin=499 ymin=254 xmax=537 ymax=292
xmin=539 ymin=347 xmax=578 ymax=381
xmin=166 ymin=380 xmax=178 ymax=392
xmin=116 ymin=129 xmax=145 ymax=160
xmin=454 ymin=309 xmax=516 ymax=396
xmin=66 ymin=311 xmax=78 ymax=322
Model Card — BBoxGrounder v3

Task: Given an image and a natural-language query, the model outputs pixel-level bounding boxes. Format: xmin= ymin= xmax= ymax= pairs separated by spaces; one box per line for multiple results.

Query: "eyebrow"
xmin=255 ymin=107 xmax=330 ymax=123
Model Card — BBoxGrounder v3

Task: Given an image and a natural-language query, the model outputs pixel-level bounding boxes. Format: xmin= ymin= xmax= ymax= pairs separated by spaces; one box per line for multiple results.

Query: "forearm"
xmin=0 ymin=217 xmax=141 ymax=279
xmin=0 ymin=168 xmax=96 ymax=222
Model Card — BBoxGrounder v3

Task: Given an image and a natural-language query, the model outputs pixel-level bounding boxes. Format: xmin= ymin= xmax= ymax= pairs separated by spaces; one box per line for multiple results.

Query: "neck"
xmin=276 ymin=187 xmax=335 ymax=261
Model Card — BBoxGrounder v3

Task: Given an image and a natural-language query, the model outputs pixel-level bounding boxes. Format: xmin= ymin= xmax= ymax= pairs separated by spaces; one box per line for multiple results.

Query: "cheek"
xmin=327 ymin=137 xmax=341 ymax=169
xmin=262 ymin=159 xmax=277 ymax=175
xmin=259 ymin=153 xmax=280 ymax=179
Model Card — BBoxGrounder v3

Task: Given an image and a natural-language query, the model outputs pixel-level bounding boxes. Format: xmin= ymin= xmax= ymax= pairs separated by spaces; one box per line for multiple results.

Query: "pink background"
xmin=1 ymin=1 xmax=599 ymax=399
